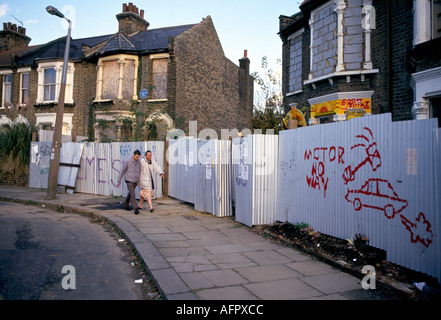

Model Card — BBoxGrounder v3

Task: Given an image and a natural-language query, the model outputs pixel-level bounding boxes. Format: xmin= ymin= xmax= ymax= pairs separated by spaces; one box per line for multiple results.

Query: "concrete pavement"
xmin=0 ymin=185 xmax=406 ymax=300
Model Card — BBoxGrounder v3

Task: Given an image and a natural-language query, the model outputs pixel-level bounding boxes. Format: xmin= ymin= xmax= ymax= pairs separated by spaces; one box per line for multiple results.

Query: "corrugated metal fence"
xmin=233 ymin=135 xmax=278 ymax=226
xmin=277 ymin=113 xmax=440 ymax=280
xmin=168 ymin=138 xmax=233 ymax=217
xmin=29 ymin=114 xmax=440 ymax=279
xmin=30 ymin=141 xmax=165 ymax=199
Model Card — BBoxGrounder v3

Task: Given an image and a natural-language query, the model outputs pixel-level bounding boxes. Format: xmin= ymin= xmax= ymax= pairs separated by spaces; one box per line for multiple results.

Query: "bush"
xmin=0 ymin=123 xmax=36 ymax=178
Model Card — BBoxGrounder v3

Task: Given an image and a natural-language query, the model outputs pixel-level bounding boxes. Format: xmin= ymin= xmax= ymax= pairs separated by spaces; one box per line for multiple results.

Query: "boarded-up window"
xmin=98 ymin=121 xmax=118 ymax=143
xmin=123 ymin=59 xmax=135 ymax=100
xmin=120 ymin=123 xmax=133 ymax=141
xmin=152 ymin=58 xmax=168 ymax=100
xmin=102 ymin=60 xmax=120 ymax=100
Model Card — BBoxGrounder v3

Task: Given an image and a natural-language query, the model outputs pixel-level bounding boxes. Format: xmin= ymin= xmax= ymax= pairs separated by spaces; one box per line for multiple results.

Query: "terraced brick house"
xmin=279 ymin=0 xmax=441 ymax=126
xmin=0 ymin=3 xmax=253 ymax=141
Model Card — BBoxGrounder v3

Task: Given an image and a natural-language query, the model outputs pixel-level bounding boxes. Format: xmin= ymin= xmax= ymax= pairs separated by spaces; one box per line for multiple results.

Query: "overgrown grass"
xmin=0 ymin=123 xmax=36 ymax=178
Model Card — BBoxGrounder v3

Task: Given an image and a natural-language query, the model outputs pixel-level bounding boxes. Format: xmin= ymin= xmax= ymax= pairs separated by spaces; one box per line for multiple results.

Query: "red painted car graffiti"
xmin=342 ymin=127 xmax=382 ymax=184
xmin=345 ymin=178 xmax=408 ymax=219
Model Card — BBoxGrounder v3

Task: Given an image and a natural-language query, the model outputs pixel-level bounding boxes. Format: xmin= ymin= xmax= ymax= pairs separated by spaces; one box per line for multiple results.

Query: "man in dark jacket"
xmin=117 ymin=150 xmax=141 ymax=214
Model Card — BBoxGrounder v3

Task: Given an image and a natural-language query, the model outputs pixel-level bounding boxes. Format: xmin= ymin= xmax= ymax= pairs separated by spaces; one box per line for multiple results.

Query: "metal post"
xmin=46 ymin=8 xmax=72 ymax=199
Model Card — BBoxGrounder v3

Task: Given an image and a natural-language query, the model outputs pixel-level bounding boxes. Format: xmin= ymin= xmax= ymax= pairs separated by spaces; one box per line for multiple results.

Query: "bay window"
xmin=36 ymin=61 xmax=75 ymax=104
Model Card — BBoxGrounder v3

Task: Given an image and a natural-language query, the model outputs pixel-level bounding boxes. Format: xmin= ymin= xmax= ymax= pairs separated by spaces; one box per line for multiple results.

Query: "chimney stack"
xmin=0 ymin=22 xmax=31 ymax=52
xmin=239 ymin=50 xmax=250 ymax=74
xmin=117 ymin=2 xmax=149 ymax=34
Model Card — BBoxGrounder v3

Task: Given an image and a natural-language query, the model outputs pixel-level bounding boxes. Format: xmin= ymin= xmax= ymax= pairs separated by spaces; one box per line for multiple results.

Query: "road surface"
xmin=0 ymin=201 xmax=159 ymax=300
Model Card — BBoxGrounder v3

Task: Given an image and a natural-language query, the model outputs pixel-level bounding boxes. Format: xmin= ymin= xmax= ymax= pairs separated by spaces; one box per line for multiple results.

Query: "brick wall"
xmin=0 ymin=60 xmax=96 ymax=138
xmin=72 ymin=61 xmax=98 ymax=136
xmin=1 ymin=17 xmax=253 ymax=142
xmin=281 ymin=0 xmax=415 ymax=122
xmin=372 ymin=0 xmax=414 ymax=121
xmin=0 ymin=170 xmax=29 ymax=186
xmin=173 ymin=16 xmax=253 ymax=136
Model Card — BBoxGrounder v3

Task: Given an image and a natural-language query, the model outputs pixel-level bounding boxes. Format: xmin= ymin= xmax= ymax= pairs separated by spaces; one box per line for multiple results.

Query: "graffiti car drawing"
xmin=345 ymin=178 xmax=408 ymax=219
xmin=342 ymin=127 xmax=382 ymax=184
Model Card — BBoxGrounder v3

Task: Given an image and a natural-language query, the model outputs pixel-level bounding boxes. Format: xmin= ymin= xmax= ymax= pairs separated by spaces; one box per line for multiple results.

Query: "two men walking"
xmin=117 ymin=150 xmax=163 ymax=214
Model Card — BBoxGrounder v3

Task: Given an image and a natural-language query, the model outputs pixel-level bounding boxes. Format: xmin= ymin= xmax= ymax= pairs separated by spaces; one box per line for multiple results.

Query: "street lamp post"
xmin=46 ymin=6 xmax=72 ymax=199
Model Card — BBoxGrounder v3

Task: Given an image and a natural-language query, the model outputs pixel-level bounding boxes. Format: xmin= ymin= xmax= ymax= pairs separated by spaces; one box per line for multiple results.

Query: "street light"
xmin=46 ymin=5 xmax=72 ymax=199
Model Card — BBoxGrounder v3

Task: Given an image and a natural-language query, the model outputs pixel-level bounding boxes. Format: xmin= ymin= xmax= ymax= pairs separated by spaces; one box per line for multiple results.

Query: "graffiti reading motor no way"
xmin=303 ymin=127 xmax=433 ymax=248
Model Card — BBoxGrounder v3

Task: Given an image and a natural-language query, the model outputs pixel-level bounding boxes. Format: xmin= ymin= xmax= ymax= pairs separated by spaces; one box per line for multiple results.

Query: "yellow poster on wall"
xmin=311 ymin=98 xmax=371 ymax=119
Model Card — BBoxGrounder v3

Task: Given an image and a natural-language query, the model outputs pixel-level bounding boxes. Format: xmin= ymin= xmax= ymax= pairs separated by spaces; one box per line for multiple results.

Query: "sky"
xmin=0 ymin=0 xmax=301 ymax=75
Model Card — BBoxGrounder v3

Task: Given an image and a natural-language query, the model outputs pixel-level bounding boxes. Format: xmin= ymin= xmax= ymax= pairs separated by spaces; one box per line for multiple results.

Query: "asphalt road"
xmin=0 ymin=201 xmax=160 ymax=300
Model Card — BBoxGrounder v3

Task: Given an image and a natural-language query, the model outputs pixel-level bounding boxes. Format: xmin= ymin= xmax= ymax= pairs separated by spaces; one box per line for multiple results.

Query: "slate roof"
xmin=130 ymin=24 xmax=196 ymax=53
xmin=6 ymin=23 xmax=197 ymax=67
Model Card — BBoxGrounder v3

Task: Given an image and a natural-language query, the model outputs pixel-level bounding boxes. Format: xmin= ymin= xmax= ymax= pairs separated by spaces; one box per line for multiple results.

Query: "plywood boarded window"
xmin=102 ymin=60 xmax=120 ymax=100
xmin=152 ymin=58 xmax=168 ymax=100
xmin=123 ymin=59 xmax=135 ymax=100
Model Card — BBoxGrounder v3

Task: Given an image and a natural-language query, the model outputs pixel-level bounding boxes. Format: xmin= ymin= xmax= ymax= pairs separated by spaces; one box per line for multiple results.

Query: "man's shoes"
xmin=134 ymin=208 xmax=139 ymax=215
xmin=124 ymin=206 xmax=130 ymax=211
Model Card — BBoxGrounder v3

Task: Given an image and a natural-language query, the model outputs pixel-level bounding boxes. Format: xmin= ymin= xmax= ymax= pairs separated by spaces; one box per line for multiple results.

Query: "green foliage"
xmin=252 ymin=104 xmax=285 ymax=134
xmin=93 ymin=92 xmax=186 ymax=143
xmin=0 ymin=100 xmax=36 ymax=178
xmin=0 ymin=122 xmax=36 ymax=177
xmin=251 ymin=56 xmax=284 ymax=134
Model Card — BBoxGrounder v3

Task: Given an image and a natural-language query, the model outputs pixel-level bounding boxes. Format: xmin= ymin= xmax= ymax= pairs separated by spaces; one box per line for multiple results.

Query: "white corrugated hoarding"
xmin=167 ymin=139 xmax=197 ymax=204
xmin=30 ymin=141 xmax=165 ymax=200
xmin=194 ymin=139 xmax=233 ymax=217
xmin=277 ymin=113 xmax=440 ymax=280
xmin=233 ymin=134 xmax=278 ymax=227
xmin=168 ymin=138 xmax=233 ymax=217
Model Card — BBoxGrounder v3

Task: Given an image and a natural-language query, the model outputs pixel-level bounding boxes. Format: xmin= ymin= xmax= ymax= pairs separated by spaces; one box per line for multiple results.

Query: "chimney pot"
xmin=0 ymin=21 xmax=31 ymax=52
xmin=117 ymin=3 xmax=149 ymax=33
xmin=244 ymin=50 xmax=248 ymax=58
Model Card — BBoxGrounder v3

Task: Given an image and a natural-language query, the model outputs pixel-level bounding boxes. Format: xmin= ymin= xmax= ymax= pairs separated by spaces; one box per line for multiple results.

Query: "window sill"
xmin=93 ymin=99 xmax=114 ymax=103
xmin=148 ymin=99 xmax=168 ymax=102
xmin=286 ymin=89 xmax=303 ymax=97
xmin=93 ymin=99 xmax=142 ymax=104
xmin=34 ymin=101 xmax=75 ymax=107
xmin=303 ymin=69 xmax=379 ymax=86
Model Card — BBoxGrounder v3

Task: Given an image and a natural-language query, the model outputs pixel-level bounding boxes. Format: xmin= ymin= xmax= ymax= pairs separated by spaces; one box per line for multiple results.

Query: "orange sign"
xmin=311 ymin=98 xmax=371 ymax=119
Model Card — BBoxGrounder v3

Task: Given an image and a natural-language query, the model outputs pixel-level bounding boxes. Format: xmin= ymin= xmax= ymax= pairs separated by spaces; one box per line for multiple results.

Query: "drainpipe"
xmin=387 ymin=0 xmax=392 ymax=114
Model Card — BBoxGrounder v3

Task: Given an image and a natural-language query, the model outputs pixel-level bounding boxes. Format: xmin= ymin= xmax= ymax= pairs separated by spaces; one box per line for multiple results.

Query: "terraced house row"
xmin=0 ymin=3 xmax=253 ymax=141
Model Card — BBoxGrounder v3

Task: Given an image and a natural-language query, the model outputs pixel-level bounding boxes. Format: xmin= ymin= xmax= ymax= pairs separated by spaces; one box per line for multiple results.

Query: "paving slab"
xmin=301 ymin=272 xmax=362 ymax=295
xmin=0 ymin=186 xmax=404 ymax=301
xmin=244 ymin=278 xmax=323 ymax=300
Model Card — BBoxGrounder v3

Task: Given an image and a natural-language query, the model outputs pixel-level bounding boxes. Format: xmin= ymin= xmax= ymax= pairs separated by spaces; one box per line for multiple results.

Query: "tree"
xmin=251 ymin=56 xmax=284 ymax=134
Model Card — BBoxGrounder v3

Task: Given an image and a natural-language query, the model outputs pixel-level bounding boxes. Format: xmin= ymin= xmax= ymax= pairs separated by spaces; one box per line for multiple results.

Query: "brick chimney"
xmin=0 ymin=22 xmax=31 ymax=52
xmin=239 ymin=50 xmax=250 ymax=74
xmin=116 ymin=2 xmax=149 ymax=34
